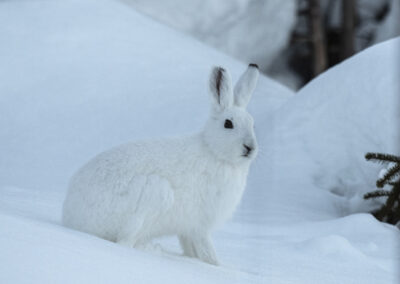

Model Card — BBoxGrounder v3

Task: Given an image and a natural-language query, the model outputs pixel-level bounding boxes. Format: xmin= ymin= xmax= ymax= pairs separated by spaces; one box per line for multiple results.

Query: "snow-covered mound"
xmin=121 ymin=0 xmax=297 ymax=72
xmin=239 ymin=37 xmax=400 ymax=225
xmin=302 ymin=38 xmax=400 ymax=199
xmin=0 ymin=0 xmax=399 ymax=283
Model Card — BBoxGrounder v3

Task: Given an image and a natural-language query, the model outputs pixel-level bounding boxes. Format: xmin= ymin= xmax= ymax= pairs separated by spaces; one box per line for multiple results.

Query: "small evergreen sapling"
xmin=364 ymin=152 xmax=400 ymax=225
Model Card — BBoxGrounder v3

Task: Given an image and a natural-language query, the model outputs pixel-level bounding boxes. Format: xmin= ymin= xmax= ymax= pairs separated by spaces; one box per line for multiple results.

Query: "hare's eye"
xmin=224 ymin=119 xmax=233 ymax=129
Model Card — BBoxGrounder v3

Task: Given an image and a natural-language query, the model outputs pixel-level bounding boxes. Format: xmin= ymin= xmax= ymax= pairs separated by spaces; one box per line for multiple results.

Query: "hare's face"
xmin=203 ymin=106 xmax=257 ymax=164
xmin=202 ymin=65 xmax=259 ymax=164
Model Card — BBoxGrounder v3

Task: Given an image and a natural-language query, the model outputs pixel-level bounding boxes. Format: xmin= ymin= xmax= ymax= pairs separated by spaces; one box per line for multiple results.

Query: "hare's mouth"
xmin=242 ymin=153 xmax=253 ymax=158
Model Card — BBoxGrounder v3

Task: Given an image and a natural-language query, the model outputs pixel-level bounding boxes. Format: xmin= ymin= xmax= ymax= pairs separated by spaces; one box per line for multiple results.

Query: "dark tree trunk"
xmin=309 ymin=0 xmax=327 ymax=76
xmin=341 ymin=0 xmax=356 ymax=59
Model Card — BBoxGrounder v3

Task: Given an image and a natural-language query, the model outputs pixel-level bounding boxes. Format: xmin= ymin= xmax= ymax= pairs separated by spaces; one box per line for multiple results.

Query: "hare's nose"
xmin=243 ymin=144 xmax=253 ymax=156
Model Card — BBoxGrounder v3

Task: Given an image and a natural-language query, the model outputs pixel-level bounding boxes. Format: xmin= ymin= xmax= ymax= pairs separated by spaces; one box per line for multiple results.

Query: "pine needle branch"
xmin=376 ymin=163 xmax=400 ymax=188
xmin=365 ymin=152 xmax=400 ymax=164
xmin=364 ymin=190 xmax=391 ymax=199
xmin=373 ymin=183 xmax=400 ymax=223
xmin=364 ymin=152 xmax=400 ymax=224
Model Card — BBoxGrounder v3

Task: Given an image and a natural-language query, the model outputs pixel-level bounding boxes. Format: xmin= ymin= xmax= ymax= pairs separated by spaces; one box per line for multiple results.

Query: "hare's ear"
xmin=209 ymin=67 xmax=233 ymax=110
xmin=234 ymin=64 xmax=259 ymax=108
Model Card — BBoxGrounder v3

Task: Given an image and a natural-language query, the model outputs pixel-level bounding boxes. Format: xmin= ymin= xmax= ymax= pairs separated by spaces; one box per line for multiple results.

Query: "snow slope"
xmin=0 ymin=0 xmax=399 ymax=283
xmin=0 ymin=0 xmax=293 ymax=192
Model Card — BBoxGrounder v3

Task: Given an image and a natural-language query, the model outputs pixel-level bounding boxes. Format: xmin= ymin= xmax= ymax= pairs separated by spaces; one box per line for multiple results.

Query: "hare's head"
xmin=202 ymin=64 xmax=259 ymax=164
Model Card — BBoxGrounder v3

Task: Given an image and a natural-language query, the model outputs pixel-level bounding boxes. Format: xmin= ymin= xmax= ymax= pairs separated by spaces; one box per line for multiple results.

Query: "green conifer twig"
xmin=365 ymin=152 xmax=400 ymax=164
xmin=376 ymin=163 xmax=400 ymax=188
xmin=364 ymin=152 xmax=400 ymax=225
xmin=373 ymin=183 xmax=400 ymax=223
xmin=364 ymin=190 xmax=391 ymax=199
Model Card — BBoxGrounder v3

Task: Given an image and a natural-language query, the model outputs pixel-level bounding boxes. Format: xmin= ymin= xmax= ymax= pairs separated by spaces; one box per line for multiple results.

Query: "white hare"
xmin=62 ymin=64 xmax=259 ymax=265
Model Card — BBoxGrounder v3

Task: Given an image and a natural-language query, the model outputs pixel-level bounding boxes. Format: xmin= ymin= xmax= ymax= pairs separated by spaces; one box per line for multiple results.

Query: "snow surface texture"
xmin=0 ymin=0 xmax=399 ymax=283
xmin=121 ymin=0 xmax=297 ymax=73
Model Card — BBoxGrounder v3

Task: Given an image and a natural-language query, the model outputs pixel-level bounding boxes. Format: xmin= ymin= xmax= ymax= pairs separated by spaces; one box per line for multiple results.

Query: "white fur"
xmin=62 ymin=65 xmax=259 ymax=265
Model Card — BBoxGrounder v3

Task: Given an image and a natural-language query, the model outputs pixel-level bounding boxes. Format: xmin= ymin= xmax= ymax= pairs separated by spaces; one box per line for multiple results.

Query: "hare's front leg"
xmin=180 ymin=234 xmax=219 ymax=265
xmin=179 ymin=235 xmax=196 ymax=257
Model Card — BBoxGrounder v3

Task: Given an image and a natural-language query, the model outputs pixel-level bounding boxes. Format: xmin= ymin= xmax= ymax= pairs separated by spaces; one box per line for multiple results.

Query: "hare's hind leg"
xmin=117 ymin=218 xmax=145 ymax=247
xmin=116 ymin=175 xmax=174 ymax=247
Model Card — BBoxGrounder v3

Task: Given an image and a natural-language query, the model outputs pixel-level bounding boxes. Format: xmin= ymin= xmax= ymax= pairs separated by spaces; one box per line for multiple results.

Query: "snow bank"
xmin=242 ymin=37 xmax=400 ymax=224
xmin=0 ymin=194 xmax=259 ymax=284
xmin=1 ymin=186 xmax=398 ymax=284
xmin=291 ymin=37 xmax=400 ymax=213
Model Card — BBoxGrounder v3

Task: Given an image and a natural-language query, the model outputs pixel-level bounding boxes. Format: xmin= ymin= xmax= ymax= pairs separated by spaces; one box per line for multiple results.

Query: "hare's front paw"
xmin=117 ymin=239 xmax=135 ymax=248
xmin=179 ymin=234 xmax=219 ymax=265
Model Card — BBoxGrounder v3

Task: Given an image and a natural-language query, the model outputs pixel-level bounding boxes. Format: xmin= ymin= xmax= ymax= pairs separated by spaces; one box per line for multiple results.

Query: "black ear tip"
xmin=249 ymin=63 xmax=259 ymax=69
xmin=212 ymin=66 xmax=226 ymax=77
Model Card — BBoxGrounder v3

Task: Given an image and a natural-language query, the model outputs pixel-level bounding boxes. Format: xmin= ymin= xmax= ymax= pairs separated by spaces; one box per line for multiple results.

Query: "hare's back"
xmin=68 ymin=136 xmax=199 ymax=194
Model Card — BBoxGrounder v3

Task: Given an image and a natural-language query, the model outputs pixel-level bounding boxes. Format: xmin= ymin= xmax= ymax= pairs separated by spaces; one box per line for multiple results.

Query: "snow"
xmin=0 ymin=0 xmax=293 ymax=192
xmin=0 ymin=0 xmax=399 ymax=283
